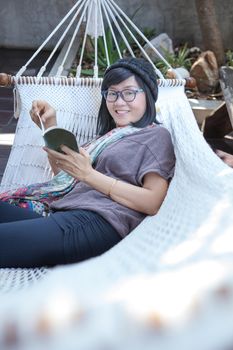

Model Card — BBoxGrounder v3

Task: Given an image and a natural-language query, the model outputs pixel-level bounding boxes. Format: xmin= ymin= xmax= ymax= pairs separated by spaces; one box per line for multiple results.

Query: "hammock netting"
xmin=1 ymin=1 xmax=233 ymax=349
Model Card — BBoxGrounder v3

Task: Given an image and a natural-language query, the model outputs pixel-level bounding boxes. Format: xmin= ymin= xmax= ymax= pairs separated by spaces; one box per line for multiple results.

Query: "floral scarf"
xmin=0 ymin=126 xmax=141 ymax=216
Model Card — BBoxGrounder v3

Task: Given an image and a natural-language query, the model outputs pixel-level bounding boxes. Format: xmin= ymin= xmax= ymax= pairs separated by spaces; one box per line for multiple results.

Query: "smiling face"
xmin=106 ymin=75 xmax=146 ymax=127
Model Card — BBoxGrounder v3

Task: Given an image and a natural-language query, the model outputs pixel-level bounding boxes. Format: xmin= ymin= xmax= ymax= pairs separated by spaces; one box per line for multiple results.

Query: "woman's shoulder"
xmin=129 ymin=124 xmax=172 ymax=144
xmin=126 ymin=125 xmax=175 ymax=160
xmin=140 ymin=124 xmax=170 ymax=135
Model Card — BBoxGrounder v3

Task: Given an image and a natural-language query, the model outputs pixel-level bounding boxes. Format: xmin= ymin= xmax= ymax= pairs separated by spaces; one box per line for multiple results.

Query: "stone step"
xmin=0 ymin=108 xmax=17 ymax=134
xmin=0 ymin=110 xmax=15 ymax=122
xmin=0 ymin=124 xmax=17 ymax=135
xmin=0 ymin=109 xmax=14 ymax=116
xmin=0 ymin=87 xmax=14 ymax=98
xmin=0 ymin=48 xmax=59 ymax=77
xmin=6 ymin=68 xmax=38 ymax=77
xmin=0 ymin=113 xmax=17 ymax=123
xmin=0 ymin=97 xmax=14 ymax=111
xmin=0 ymin=145 xmax=12 ymax=181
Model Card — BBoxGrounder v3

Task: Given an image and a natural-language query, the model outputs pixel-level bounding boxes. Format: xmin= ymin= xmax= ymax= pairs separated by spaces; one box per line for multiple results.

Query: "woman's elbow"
xmin=146 ymin=196 xmax=166 ymax=216
xmin=146 ymin=206 xmax=159 ymax=216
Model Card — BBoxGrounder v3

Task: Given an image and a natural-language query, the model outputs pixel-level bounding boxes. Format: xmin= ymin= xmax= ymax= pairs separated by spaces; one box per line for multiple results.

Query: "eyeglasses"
xmin=102 ymin=88 xmax=144 ymax=102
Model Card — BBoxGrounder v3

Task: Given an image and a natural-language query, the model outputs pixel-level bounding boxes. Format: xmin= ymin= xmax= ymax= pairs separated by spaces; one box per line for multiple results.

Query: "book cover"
xmin=43 ymin=126 xmax=79 ymax=153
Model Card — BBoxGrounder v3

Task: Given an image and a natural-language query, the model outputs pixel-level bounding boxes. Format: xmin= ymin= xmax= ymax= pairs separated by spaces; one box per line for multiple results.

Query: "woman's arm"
xmin=30 ymin=100 xmax=60 ymax=175
xmin=44 ymin=145 xmax=169 ymax=215
xmin=47 ymin=157 xmax=61 ymax=176
xmin=85 ymin=169 xmax=168 ymax=215
xmin=30 ymin=100 xmax=57 ymax=130
xmin=215 ymin=149 xmax=233 ymax=168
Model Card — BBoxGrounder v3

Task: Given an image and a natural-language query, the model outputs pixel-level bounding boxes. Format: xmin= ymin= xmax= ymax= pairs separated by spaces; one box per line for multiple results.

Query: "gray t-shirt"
xmin=50 ymin=126 xmax=175 ymax=238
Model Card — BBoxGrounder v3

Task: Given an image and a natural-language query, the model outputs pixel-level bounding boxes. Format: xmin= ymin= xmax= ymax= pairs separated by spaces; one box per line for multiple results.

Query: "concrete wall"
xmin=0 ymin=0 xmax=232 ymax=50
xmin=0 ymin=0 xmax=77 ymax=49
xmin=117 ymin=0 xmax=233 ymax=50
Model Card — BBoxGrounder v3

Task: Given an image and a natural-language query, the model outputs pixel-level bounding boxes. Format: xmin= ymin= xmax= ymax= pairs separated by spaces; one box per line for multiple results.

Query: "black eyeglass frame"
xmin=101 ymin=88 xmax=144 ymax=102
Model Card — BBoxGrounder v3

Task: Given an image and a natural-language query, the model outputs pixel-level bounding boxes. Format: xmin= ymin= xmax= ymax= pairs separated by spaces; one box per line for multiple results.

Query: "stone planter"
xmin=189 ymin=98 xmax=225 ymax=129
xmin=219 ymin=66 xmax=233 ymax=127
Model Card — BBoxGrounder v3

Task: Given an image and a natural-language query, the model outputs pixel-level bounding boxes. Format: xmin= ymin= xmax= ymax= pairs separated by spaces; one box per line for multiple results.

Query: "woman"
xmin=0 ymin=57 xmax=175 ymax=268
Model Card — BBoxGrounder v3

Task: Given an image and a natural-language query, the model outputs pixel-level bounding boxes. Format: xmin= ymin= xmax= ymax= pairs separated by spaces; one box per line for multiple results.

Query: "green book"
xmin=43 ymin=127 xmax=79 ymax=153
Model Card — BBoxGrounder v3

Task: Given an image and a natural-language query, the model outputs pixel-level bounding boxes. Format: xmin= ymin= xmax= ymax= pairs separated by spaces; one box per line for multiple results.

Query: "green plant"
xmin=156 ymin=44 xmax=192 ymax=75
xmin=82 ymin=27 xmax=129 ymax=77
xmin=74 ymin=25 xmax=156 ymax=77
xmin=139 ymin=27 xmax=156 ymax=44
xmin=226 ymin=50 xmax=233 ymax=67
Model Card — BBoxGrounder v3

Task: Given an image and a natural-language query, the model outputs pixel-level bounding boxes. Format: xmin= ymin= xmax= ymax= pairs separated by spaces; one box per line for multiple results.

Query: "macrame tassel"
xmin=13 ymin=86 xmax=21 ymax=119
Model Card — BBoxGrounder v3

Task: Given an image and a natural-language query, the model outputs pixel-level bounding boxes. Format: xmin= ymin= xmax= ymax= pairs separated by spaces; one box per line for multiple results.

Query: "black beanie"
xmin=103 ymin=57 xmax=158 ymax=101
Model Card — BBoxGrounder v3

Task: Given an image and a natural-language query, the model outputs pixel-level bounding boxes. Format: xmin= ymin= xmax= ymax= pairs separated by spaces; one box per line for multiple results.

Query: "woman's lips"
xmin=115 ymin=110 xmax=129 ymax=115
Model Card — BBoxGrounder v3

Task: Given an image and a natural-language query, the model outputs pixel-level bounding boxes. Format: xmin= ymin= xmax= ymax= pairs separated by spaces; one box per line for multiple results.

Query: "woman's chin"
xmin=115 ymin=120 xmax=129 ymax=128
xmin=116 ymin=123 xmax=128 ymax=128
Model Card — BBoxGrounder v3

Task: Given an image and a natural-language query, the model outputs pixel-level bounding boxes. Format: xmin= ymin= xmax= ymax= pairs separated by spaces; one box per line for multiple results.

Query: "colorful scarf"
xmin=0 ymin=126 xmax=141 ymax=216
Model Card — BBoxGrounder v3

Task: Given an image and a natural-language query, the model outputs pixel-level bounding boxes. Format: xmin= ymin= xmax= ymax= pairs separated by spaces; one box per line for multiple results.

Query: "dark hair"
xmin=96 ymin=58 xmax=159 ymax=135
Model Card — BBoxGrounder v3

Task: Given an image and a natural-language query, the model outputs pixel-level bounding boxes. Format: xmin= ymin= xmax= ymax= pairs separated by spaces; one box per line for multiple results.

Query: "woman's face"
xmin=106 ymin=75 xmax=146 ymax=127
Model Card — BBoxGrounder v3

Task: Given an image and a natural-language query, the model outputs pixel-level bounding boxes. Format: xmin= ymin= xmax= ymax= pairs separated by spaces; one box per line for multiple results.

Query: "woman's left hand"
xmin=44 ymin=146 xmax=93 ymax=181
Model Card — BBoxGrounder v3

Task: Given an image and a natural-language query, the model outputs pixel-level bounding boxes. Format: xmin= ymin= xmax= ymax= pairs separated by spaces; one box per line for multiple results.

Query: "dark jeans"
xmin=0 ymin=201 xmax=121 ymax=268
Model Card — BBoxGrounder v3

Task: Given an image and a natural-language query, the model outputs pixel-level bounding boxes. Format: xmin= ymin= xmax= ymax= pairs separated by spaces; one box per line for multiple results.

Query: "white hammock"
xmin=1 ymin=1 xmax=233 ymax=349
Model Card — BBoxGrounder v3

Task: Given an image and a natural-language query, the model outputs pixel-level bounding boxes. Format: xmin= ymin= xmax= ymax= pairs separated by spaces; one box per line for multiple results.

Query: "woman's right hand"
xmin=30 ymin=100 xmax=57 ymax=131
